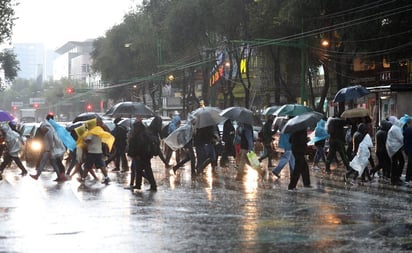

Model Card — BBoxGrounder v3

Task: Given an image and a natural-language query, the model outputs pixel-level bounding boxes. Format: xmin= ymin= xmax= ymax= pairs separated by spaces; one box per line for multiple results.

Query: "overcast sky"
xmin=11 ymin=0 xmax=139 ymax=50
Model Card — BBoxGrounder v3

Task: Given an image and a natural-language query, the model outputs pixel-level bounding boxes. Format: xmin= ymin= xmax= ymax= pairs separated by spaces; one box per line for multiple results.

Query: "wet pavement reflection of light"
xmin=0 ymin=157 xmax=411 ymax=252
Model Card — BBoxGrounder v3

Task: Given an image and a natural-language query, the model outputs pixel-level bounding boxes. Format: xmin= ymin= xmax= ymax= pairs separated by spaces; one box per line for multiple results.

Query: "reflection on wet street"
xmin=0 ymin=157 xmax=411 ymax=252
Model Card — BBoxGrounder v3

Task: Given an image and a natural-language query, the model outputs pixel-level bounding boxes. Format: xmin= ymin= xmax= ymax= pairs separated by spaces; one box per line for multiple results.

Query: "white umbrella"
xmin=164 ymin=124 xmax=193 ymax=151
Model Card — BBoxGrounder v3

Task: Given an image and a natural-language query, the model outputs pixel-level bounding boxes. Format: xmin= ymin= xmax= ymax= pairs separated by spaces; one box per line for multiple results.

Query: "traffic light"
xmin=33 ymin=103 xmax=39 ymax=109
xmin=66 ymin=87 xmax=75 ymax=94
xmin=12 ymin=106 xmax=17 ymax=111
xmin=86 ymin=103 xmax=93 ymax=111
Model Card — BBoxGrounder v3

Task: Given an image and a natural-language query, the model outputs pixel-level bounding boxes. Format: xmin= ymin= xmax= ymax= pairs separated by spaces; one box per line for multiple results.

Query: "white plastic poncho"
xmin=349 ymin=134 xmax=373 ymax=175
xmin=0 ymin=123 xmax=23 ymax=157
xmin=385 ymin=120 xmax=404 ymax=158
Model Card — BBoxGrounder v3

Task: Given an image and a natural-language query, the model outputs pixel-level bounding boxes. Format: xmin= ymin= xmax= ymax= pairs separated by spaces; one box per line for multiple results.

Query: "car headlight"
xmin=30 ymin=140 xmax=43 ymax=152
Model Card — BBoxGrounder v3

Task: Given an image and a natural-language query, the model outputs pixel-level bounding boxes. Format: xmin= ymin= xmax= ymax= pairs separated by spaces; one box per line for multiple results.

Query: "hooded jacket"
xmin=386 ymin=119 xmax=404 ymax=158
xmin=0 ymin=123 xmax=23 ymax=157
xmin=375 ymin=120 xmax=391 ymax=154
xmin=350 ymin=133 xmax=373 ymax=175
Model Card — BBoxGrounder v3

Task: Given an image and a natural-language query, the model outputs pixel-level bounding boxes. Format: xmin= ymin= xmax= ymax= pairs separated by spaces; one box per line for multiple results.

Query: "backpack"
xmin=144 ymin=132 xmax=161 ymax=157
xmin=160 ymin=122 xmax=171 ymax=139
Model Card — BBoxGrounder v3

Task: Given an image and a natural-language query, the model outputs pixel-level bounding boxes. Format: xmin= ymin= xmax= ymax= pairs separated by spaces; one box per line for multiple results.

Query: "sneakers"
xmin=312 ymin=165 xmax=320 ymax=171
xmin=272 ymin=171 xmax=280 ymax=179
xmin=172 ymin=166 xmax=178 ymax=175
xmin=30 ymin=174 xmax=39 ymax=180
xmin=102 ymin=177 xmax=110 ymax=185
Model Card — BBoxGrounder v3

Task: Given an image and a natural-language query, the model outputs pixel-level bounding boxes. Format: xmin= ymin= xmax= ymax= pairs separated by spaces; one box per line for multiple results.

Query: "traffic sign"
xmin=29 ymin=97 xmax=45 ymax=104
xmin=11 ymin=101 xmax=23 ymax=107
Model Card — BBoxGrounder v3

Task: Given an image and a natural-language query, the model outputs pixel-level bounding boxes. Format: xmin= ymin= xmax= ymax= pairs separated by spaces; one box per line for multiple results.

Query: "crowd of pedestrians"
xmin=2 ymin=103 xmax=412 ymax=192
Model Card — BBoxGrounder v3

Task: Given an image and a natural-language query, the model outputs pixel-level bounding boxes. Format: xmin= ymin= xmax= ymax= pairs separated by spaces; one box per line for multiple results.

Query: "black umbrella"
xmin=72 ymin=112 xmax=102 ymax=123
xmin=333 ymin=85 xmax=370 ymax=103
xmin=104 ymin=101 xmax=154 ymax=118
xmin=220 ymin=106 xmax=255 ymax=125
xmin=281 ymin=111 xmax=324 ymax=134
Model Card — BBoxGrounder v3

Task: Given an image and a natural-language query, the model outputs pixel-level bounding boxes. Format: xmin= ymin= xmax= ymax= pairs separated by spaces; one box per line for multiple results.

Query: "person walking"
xmin=352 ymin=123 xmax=374 ymax=181
xmin=271 ymin=130 xmax=294 ymax=179
xmin=403 ymin=117 xmax=412 ymax=184
xmin=164 ymin=115 xmax=181 ymax=167
xmin=106 ymin=117 xmax=129 ymax=172
xmin=370 ymin=120 xmax=392 ymax=181
xmin=79 ymin=118 xmax=114 ymax=184
xmin=30 ymin=120 xmax=66 ymax=182
xmin=288 ymin=129 xmax=311 ymax=190
xmin=310 ymin=119 xmax=328 ymax=171
xmin=345 ymin=123 xmax=373 ymax=184
xmin=194 ymin=125 xmax=218 ymax=175
xmin=236 ymin=122 xmax=264 ymax=180
xmin=219 ymin=119 xmax=236 ymax=167
xmin=325 ymin=116 xmax=351 ymax=174
xmin=147 ymin=115 xmax=169 ymax=167
xmin=259 ymin=115 xmax=276 ymax=170
xmin=127 ymin=120 xmax=157 ymax=191
xmin=0 ymin=123 xmax=28 ymax=179
xmin=386 ymin=116 xmax=405 ymax=185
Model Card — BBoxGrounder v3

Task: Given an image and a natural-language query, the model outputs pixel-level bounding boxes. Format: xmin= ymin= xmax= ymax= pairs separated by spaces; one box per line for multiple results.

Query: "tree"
xmin=0 ymin=0 xmax=19 ymax=87
xmin=0 ymin=49 xmax=19 ymax=82
xmin=0 ymin=0 xmax=16 ymax=44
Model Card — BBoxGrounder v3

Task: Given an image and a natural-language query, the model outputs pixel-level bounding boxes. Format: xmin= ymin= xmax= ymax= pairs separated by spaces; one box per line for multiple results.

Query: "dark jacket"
xmin=127 ymin=121 xmax=152 ymax=159
xmin=327 ymin=117 xmax=347 ymax=142
xmin=239 ymin=123 xmax=254 ymax=151
xmin=111 ymin=124 xmax=128 ymax=148
xmin=290 ymin=129 xmax=307 ymax=155
xmin=353 ymin=123 xmax=368 ymax=154
xmin=194 ymin=126 xmax=215 ymax=147
xmin=376 ymin=120 xmax=392 ymax=153
xmin=403 ymin=125 xmax=412 ymax=155
xmin=261 ymin=117 xmax=275 ymax=145
xmin=222 ymin=120 xmax=235 ymax=145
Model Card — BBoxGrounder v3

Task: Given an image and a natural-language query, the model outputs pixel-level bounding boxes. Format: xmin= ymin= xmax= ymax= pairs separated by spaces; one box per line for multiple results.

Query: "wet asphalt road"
xmin=0 ymin=156 xmax=411 ymax=253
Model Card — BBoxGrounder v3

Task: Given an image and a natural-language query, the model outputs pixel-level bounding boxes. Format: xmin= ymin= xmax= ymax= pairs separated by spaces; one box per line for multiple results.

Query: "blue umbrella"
xmin=0 ymin=110 xmax=15 ymax=122
xmin=333 ymin=85 xmax=370 ymax=103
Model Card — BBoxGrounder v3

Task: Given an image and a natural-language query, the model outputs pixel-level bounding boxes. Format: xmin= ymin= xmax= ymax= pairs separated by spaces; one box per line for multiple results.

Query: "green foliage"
xmin=0 ymin=49 xmax=19 ymax=81
xmin=89 ymin=0 xmax=411 ymax=108
xmin=0 ymin=0 xmax=17 ymax=44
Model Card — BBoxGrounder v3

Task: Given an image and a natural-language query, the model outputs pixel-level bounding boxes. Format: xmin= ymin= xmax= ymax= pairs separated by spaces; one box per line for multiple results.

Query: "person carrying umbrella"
xmin=236 ymin=122 xmax=264 ymax=180
xmin=288 ymin=129 xmax=311 ymax=190
xmin=325 ymin=116 xmax=351 ymax=174
xmin=0 ymin=123 xmax=28 ymax=179
xmin=127 ymin=120 xmax=157 ymax=191
xmin=220 ymin=119 xmax=236 ymax=167
xmin=309 ymin=119 xmax=328 ymax=171
xmin=164 ymin=115 xmax=181 ymax=167
xmin=258 ymin=115 xmax=276 ymax=170
xmin=194 ymin=125 xmax=218 ymax=175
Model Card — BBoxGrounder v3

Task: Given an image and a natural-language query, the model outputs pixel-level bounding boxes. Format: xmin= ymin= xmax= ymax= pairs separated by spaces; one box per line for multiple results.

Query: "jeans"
xmin=272 ymin=150 xmax=295 ymax=175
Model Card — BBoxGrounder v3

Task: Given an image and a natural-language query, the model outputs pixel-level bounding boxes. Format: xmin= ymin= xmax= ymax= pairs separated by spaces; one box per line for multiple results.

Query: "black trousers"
xmin=391 ymin=149 xmax=404 ymax=183
xmin=0 ymin=153 xmax=27 ymax=174
xmin=288 ymin=151 xmax=310 ymax=189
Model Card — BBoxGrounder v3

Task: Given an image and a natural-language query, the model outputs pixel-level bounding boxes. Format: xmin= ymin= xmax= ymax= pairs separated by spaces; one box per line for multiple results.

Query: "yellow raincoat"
xmin=84 ymin=118 xmax=115 ymax=152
